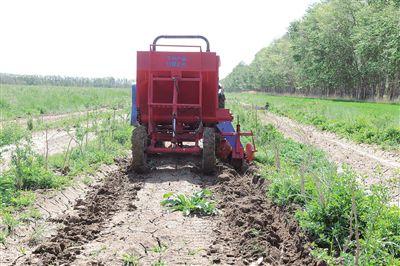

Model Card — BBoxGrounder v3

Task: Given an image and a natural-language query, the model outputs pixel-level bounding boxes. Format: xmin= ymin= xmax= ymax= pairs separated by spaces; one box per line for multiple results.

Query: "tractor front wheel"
xmin=202 ymin=127 xmax=216 ymax=174
xmin=131 ymin=125 xmax=148 ymax=173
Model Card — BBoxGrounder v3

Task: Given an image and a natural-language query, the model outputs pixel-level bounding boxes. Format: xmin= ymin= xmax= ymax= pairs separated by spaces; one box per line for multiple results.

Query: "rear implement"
xmin=131 ymin=35 xmax=256 ymax=173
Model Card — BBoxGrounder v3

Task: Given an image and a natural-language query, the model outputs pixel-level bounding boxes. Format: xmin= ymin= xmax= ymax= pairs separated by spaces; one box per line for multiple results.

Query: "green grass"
xmin=229 ymin=103 xmax=400 ymax=265
xmin=0 ymin=84 xmax=130 ymax=120
xmin=228 ymin=92 xmax=400 ymax=149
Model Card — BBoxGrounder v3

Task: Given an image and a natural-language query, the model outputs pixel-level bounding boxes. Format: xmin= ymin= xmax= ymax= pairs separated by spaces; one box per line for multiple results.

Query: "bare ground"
xmin=1 ymin=156 xmax=318 ymax=266
xmin=257 ymin=110 xmax=400 ymax=203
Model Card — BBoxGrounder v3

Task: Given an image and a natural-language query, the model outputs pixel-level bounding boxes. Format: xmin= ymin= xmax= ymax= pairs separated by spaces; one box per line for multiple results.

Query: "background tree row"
xmin=222 ymin=0 xmax=400 ymax=100
xmin=0 ymin=73 xmax=133 ymax=88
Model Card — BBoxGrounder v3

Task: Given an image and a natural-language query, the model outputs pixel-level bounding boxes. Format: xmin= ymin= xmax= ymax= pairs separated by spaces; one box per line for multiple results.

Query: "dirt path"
xmin=0 ymin=128 xmax=96 ymax=172
xmin=2 ymin=157 xmax=317 ymax=266
xmin=68 ymin=157 xmax=215 ymax=266
xmin=257 ymin=111 xmax=399 ymax=189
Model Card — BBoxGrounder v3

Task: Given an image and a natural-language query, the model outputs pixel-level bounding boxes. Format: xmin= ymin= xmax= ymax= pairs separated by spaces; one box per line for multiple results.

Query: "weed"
xmin=9 ymin=140 xmax=68 ymax=190
xmin=19 ymin=207 xmax=42 ymax=222
xmin=161 ymin=189 xmax=217 ymax=216
xmin=0 ymin=231 xmax=6 ymax=244
xmin=151 ymin=243 xmax=168 ymax=253
xmin=1 ymin=212 xmax=19 ymax=234
xmin=249 ymin=228 xmax=261 ymax=237
xmin=82 ymin=176 xmax=93 ymax=186
xmin=89 ymin=245 xmax=107 ymax=257
xmin=0 ymin=123 xmax=27 ymax=147
xmin=122 ymin=252 xmax=139 ymax=266
xmin=152 ymin=260 xmax=166 ymax=266
xmin=187 ymin=248 xmax=203 ymax=256
xmin=18 ymin=246 xmax=27 ymax=255
xmin=28 ymin=224 xmax=46 ymax=246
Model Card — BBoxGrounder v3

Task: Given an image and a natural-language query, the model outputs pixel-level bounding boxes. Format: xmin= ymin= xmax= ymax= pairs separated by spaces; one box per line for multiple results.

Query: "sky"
xmin=0 ymin=0 xmax=317 ymax=80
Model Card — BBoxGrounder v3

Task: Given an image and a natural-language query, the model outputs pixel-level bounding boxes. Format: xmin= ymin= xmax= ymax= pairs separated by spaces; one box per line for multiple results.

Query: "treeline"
xmin=223 ymin=0 xmax=400 ymax=100
xmin=0 ymin=73 xmax=133 ymax=88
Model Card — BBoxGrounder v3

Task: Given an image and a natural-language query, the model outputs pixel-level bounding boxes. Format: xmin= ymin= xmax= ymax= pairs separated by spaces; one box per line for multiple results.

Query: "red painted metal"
xmin=220 ymin=124 xmax=257 ymax=162
xmin=136 ymin=36 xmax=255 ymax=163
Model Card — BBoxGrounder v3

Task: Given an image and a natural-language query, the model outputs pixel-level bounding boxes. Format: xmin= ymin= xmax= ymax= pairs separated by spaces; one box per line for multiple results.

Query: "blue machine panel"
xmin=216 ymin=121 xmax=242 ymax=148
xmin=131 ymin=84 xmax=138 ymax=126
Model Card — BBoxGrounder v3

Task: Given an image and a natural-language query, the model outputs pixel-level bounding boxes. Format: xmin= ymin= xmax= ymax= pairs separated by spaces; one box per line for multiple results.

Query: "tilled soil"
xmin=0 ymin=163 xmax=119 ymax=265
xmin=25 ymin=158 xmax=140 ymax=265
xmin=210 ymin=165 xmax=316 ymax=265
xmin=8 ymin=157 xmax=317 ymax=266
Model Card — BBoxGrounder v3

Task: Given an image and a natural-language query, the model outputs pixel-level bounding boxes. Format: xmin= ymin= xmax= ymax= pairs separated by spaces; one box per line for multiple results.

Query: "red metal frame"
xmin=136 ymin=38 xmax=255 ymax=162
xmin=221 ymin=124 xmax=257 ymax=162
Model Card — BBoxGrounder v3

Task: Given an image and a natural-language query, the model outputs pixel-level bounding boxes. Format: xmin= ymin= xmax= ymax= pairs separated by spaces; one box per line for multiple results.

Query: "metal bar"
xmin=152 ymin=35 xmax=210 ymax=52
xmin=147 ymin=146 xmax=201 ymax=154
xmin=221 ymin=132 xmax=254 ymax=137
xmin=152 ymin=77 xmax=201 ymax=81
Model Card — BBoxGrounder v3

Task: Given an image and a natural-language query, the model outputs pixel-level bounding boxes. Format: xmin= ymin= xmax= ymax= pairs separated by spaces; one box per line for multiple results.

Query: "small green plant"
xmin=89 ymin=245 xmax=107 ymax=257
xmin=27 ymin=116 xmax=34 ymax=131
xmin=249 ymin=228 xmax=261 ymax=237
xmin=0 ymin=231 xmax=6 ymax=245
xmin=188 ymin=248 xmax=203 ymax=256
xmin=161 ymin=189 xmax=217 ymax=216
xmin=18 ymin=246 xmax=27 ymax=255
xmin=151 ymin=243 xmax=168 ymax=253
xmin=28 ymin=225 xmax=46 ymax=246
xmin=19 ymin=207 xmax=42 ymax=222
xmin=82 ymin=176 xmax=93 ymax=186
xmin=122 ymin=252 xmax=139 ymax=266
xmin=1 ymin=212 xmax=19 ymax=234
xmin=152 ymin=260 xmax=166 ymax=266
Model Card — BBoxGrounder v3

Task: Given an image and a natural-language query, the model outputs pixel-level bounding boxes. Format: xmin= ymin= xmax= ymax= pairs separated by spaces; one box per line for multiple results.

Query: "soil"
xmin=0 ymin=162 xmax=119 ymax=265
xmin=210 ymin=165 xmax=316 ymax=265
xmin=2 ymin=156 xmax=318 ymax=266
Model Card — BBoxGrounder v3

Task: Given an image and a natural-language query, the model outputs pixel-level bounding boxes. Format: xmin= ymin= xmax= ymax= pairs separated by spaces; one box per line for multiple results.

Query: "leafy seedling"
xmin=152 ymin=260 xmax=166 ymax=266
xmin=161 ymin=189 xmax=217 ymax=216
xmin=122 ymin=252 xmax=139 ymax=266
xmin=151 ymin=243 xmax=167 ymax=253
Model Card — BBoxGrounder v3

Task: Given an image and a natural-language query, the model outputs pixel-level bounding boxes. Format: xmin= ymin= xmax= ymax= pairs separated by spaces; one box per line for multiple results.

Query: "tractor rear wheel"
xmin=131 ymin=125 xmax=148 ymax=173
xmin=202 ymin=127 xmax=216 ymax=174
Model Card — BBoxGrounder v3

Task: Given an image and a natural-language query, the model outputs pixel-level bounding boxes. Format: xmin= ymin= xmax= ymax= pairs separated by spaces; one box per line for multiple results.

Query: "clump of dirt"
xmin=26 ymin=158 xmax=142 ymax=265
xmin=210 ymin=164 xmax=317 ymax=265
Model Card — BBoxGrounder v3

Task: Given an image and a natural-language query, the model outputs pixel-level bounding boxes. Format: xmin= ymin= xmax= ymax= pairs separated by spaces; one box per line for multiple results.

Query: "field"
xmin=0 ymin=84 xmax=130 ymax=120
xmin=229 ymin=92 xmax=400 ymax=149
xmin=0 ymin=85 xmax=399 ymax=265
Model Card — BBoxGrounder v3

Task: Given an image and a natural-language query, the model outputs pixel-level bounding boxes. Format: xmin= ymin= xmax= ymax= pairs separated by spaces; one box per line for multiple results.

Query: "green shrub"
xmin=0 ymin=123 xmax=27 ymax=147
xmin=10 ymin=143 xmax=67 ymax=190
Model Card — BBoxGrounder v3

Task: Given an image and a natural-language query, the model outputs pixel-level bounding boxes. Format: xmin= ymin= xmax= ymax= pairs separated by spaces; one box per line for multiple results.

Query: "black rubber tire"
xmin=202 ymin=127 xmax=216 ymax=174
xmin=131 ymin=125 xmax=148 ymax=173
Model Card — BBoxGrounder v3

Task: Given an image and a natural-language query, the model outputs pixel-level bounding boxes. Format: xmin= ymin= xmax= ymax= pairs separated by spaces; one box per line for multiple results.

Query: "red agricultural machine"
xmin=131 ymin=35 xmax=256 ymax=173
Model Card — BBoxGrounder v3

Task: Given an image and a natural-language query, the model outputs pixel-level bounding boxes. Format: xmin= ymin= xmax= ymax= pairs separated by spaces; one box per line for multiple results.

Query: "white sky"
xmin=0 ymin=0 xmax=316 ymax=79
